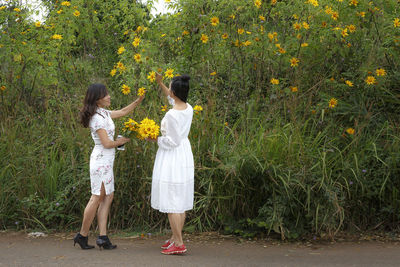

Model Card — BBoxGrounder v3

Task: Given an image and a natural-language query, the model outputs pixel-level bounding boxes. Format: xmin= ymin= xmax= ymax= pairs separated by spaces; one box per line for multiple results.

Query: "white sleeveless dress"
xmin=88 ymin=107 xmax=115 ymax=195
xmin=151 ymin=104 xmax=195 ymax=213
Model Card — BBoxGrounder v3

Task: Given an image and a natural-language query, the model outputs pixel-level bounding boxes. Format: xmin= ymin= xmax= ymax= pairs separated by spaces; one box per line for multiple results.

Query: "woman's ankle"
xmin=174 ymin=241 xmax=184 ymax=247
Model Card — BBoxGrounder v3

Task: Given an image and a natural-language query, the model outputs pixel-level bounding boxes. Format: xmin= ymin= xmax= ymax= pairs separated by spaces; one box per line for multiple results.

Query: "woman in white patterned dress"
xmin=74 ymin=83 xmax=144 ymax=250
xmin=148 ymin=73 xmax=194 ymax=255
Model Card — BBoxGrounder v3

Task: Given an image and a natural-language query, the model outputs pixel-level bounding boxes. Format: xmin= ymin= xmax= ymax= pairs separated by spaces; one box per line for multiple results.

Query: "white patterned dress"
xmin=151 ymin=104 xmax=195 ymax=213
xmin=89 ymin=107 xmax=115 ymax=195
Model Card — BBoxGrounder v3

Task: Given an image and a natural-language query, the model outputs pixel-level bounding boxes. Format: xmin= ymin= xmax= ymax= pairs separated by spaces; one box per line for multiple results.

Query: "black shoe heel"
xmin=96 ymin=235 xmax=117 ymax=250
xmin=73 ymin=233 xmax=95 ymax=250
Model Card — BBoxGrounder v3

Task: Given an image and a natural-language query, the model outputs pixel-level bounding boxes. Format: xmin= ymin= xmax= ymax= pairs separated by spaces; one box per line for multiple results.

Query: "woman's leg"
xmin=97 ymin=192 xmax=114 ymax=236
xmin=168 ymin=213 xmax=184 ymax=246
xmin=79 ymin=195 xmax=101 ymax=236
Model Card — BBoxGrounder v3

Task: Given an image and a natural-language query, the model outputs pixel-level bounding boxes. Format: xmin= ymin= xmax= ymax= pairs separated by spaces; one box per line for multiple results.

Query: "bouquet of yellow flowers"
xmin=123 ymin=117 xmax=160 ymax=140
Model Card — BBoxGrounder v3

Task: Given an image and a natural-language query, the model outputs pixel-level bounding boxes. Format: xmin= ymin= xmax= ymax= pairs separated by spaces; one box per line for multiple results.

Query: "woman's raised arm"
xmin=110 ymin=95 xmax=144 ymax=119
xmin=156 ymin=72 xmax=170 ymax=97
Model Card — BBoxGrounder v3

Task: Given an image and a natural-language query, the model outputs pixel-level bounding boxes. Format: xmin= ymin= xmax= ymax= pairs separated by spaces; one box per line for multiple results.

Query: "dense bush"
xmin=1 ymin=0 xmax=399 ymax=239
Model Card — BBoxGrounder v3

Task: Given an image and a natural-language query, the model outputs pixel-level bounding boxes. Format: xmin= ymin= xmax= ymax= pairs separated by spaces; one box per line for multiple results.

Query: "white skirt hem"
xmin=151 ymin=206 xmax=193 ymax=214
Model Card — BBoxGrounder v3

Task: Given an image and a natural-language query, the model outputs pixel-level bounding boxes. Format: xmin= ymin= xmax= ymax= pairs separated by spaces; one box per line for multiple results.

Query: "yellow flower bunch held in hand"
xmin=123 ymin=117 xmax=160 ymax=141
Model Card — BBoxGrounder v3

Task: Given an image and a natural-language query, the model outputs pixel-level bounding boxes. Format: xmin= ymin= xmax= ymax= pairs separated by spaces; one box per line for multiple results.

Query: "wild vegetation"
xmin=1 ymin=0 xmax=399 ymax=239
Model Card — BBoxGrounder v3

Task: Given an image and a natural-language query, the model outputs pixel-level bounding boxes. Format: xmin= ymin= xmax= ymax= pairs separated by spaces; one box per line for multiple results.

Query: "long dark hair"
xmin=80 ymin=83 xmax=108 ymax=128
xmin=171 ymin=75 xmax=190 ymax=103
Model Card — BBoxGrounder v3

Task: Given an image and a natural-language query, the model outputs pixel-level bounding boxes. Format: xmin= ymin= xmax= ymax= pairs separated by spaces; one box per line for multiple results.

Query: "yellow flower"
xmin=193 ymin=105 xmax=203 ymax=114
xmin=394 ymin=18 xmax=400 ymax=28
xmin=51 ymin=34 xmax=63 ymax=40
xmin=365 ymin=76 xmax=376 ymax=85
xmin=161 ymin=105 xmax=167 ymax=112
xmin=325 ymin=6 xmax=333 ymax=15
xmin=200 ymin=34 xmax=208 ymax=43
xmin=134 ymin=53 xmax=141 ymax=63
xmin=237 ymin=28 xmax=245 ymax=35
xmin=121 ymin=84 xmax=131 ymax=95
xmin=165 ymin=68 xmax=174 ymax=78
xmin=116 ymin=61 xmax=126 ymax=73
xmin=137 ymin=87 xmax=146 ymax=96
xmin=14 ymin=8 xmax=21 ymax=12
xmin=124 ymin=118 xmax=138 ymax=132
xmin=293 ymin=22 xmax=302 ymax=30
xmin=132 ymin=37 xmax=140 ymax=47
xmin=254 ymin=0 xmax=262 ymax=9
xmin=291 ymin=86 xmax=298 ymax=92
xmin=110 ymin=69 xmax=117 ymax=77
xmin=290 ymin=57 xmax=300 ymax=67
xmin=118 ymin=46 xmax=125 ymax=54
xmin=329 ymin=98 xmax=338 ymax=108
xmin=57 ymin=9 xmax=63 ymax=14
xmin=182 ymin=30 xmax=189 ymax=36
xmin=346 ymin=128 xmax=355 ymax=135
xmin=210 ymin=72 xmax=217 ymax=76
xmin=259 ymin=15 xmax=265 ymax=21
xmin=222 ymin=33 xmax=228 ymax=39
xmin=137 ymin=118 xmax=160 ymax=139
xmin=165 ymin=0 xmax=171 ymax=3
xmin=270 ymin=78 xmax=279 ymax=85
xmin=210 ymin=17 xmax=219 ymax=26
xmin=0 ymin=85 xmax=5 ymax=91
xmin=22 ymin=41 xmax=26 ymax=45
xmin=0 ymin=6 xmax=6 ymax=11
xmin=271 ymin=0 xmax=277 ymax=5
xmin=123 ymin=30 xmax=129 ymax=35
xmin=147 ymin=71 xmax=156 ymax=82
xmin=61 ymin=1 xmax=71 ymax=6
xmin=347 ymin=24 xmax=356 ymax=33
xmin=307 ymin=0 xmax=319 ymax=7
xmin=331 ymin=12 xmax=339 ymax=20
xmin=302 ymin=22 xmax=310 ymax=30
xmin=376 ymin=68 xmax=386 ymax=76
xmin=279 ymin=47 xmax=286 ymax=54
xmin=357 ymin=11 xmax=366 ymax=18
xmin=229 ymin=14 xmax=235 ymax=20
xmin=243 ymin=40 xmax=252 ymax=46
xmin=349 ymin=0 xmax=358 ymax=6
xmin=301 ymin=42 xmax=309 ymax=47
xmin=35 ymin=21 xmax=41 ymax=27
xmin=341 ymin=28 xmax=349 ymax=38
xmin=73 ymin=10 xmax=80 ymax=17
xmin=345 ymin=80 xmax=353 ymax=87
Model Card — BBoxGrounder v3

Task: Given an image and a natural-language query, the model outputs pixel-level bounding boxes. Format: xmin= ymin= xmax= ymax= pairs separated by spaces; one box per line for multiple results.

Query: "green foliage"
xmin=0 ymin=0 xmax=400 ymax=239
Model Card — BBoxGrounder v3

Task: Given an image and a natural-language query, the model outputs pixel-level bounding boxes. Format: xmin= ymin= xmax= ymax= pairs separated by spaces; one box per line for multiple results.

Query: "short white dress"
xmin=88 ymin=107 xmax=115 ymax=195
xmin=151 ymin=103 xmax=194 ymax=213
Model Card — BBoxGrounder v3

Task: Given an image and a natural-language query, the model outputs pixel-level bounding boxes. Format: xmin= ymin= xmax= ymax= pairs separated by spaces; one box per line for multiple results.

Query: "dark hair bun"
xmin=180 ymin=75 xmax=190 ymax=82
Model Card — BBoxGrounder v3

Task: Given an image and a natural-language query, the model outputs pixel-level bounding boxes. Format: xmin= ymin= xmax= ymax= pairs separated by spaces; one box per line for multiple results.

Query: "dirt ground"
xmin=1 ymin=231 xmax=400 ymax=267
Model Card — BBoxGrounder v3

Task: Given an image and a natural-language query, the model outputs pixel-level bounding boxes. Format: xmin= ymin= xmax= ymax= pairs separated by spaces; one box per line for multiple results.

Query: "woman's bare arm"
xmin=110 ymin=95 xmax=144 ymax=119
xmin=97 ymin=129 xmax=130 ymax=148
xmin=156 ymin=72 xmax=170 ymax=97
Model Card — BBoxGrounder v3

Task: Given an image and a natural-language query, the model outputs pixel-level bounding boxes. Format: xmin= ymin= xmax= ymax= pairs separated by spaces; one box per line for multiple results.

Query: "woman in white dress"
xmin=148 ymin=73 xmax=194 ymax=255
xmin=74 ymin=83 xmax=144 ymax=250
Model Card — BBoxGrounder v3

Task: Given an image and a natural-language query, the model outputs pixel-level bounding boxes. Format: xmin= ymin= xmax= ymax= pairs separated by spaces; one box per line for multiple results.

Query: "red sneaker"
xmin=161 ymin=239 xmax=172 ymax=249
xmin=161 ymin=243 xmax=187 ymax=255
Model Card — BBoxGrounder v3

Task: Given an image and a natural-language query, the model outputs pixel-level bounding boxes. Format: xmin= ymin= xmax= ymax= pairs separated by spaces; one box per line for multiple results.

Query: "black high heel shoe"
xmin=73 ymin=233 xmax=95 ymax=250
xmin=96 ymin=235 xmax=117 ymax=250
